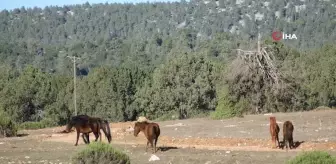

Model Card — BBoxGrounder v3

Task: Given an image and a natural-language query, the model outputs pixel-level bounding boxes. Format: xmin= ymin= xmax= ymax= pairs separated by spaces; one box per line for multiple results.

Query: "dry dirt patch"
xmin=38 ymin=110 xmax=336 ymax=153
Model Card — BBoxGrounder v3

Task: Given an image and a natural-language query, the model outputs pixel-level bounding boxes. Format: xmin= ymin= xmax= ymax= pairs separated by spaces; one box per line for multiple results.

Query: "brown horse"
xmin=283 ymin=120 xmax=294 ymax=151
xmin=81 ymin=116 xmax=112 ymax=144
xmin=62 ymin=115 xmax=111 ymax=146
xmin=133 ymin=119 xmax=160 ymax=153
xmin=269 ymin=116 xmax=280 ymax=148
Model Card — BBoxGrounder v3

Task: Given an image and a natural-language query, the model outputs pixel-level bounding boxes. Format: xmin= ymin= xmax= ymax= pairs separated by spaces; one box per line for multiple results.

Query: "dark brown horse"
xmin=283 ymin=120 xmax=294 ymax=151
xmin=133 ymin=120 xmax=160 ymax=153
xmin=269 ymin=116 xmax=280 ymax=148
xmin=81 ymin=116 xmax=112 ymax=144
xmin=62 ymin=115 xmax=111 ymax=146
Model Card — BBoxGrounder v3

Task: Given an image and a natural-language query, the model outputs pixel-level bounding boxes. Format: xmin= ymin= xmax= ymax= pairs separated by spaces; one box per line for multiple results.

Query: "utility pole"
xmin=67 ymin=55 xmax=80 ymax=116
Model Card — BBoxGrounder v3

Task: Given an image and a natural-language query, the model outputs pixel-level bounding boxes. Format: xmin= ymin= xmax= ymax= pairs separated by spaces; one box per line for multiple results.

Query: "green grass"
xmin=18 ymin=118 xmax=56 ymax=130
xmin=287 ymin=151 xmax=336 ymax=164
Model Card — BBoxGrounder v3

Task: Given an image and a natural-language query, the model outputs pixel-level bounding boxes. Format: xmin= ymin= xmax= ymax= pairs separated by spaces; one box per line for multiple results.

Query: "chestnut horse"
xmin=133 ymin=120 xmax=161 ymax=153
xmin=269 ymin=116 xmax=280 ymax=148
xmin=283 ymin=120 xmax=294 ymax=151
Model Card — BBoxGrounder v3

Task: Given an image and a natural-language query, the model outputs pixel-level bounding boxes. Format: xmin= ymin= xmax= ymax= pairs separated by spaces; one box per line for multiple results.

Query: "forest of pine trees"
xmin=0 ymin=0 xmax=335 ymax=130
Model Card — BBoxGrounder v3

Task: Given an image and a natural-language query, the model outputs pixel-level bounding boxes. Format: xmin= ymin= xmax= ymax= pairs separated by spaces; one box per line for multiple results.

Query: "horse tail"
xmin=152 ymin=124 xmax=160 ymax=138
xmin=153 ymin=124 xmax=160 ymax=151
xmin=155 ymin=124 xmax=160 ymax=137
xmin=101 ymin=120 xmax=112 ymax=143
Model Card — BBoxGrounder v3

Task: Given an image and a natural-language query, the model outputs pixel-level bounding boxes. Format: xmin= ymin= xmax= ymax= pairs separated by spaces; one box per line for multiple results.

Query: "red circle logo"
xmin=272 ymin=31 xmax=282 ymax=41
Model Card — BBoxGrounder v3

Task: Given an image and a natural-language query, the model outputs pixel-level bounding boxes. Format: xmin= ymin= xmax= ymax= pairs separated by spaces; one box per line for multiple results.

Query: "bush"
xmin=19 ymin=118 xmax=56 ymax=130
xmin=287 ymin=151 xmax=336 ymax=164
xmin=210 ymin=86 xmax=243 ymax=119
xmin=0 ymin=111 xmax=18 ymax=137
xmin=19 ymin=121 xmax=46 ymax=130
xmin=72 ymin=142 xmax=131 ymax=164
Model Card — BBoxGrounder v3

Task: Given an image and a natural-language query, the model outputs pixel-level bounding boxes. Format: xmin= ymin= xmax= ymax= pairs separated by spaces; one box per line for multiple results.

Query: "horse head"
xmin=133 ymin=122 xmax=141 ymax=137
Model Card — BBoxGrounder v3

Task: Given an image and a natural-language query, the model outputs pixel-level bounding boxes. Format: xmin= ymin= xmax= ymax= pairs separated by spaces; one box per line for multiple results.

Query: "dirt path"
xmin=0 ymin=139 xmax=304 ymax=164
xmin=39 ymin=109 xmax=336 ymax=152
xmin=9 ymin=109 xmax=335 ymax=153
xmin=1 ymin=109 xmax=336 ymax=164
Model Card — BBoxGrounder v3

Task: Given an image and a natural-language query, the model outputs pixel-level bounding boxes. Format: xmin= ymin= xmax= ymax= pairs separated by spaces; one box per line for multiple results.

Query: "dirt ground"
xmin=1 ymin=109 xmax=336 ymax=164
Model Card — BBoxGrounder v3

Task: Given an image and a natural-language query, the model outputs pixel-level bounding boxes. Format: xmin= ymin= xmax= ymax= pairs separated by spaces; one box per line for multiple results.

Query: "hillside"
xmin=0 ymin=0 xmax=335 ymax=128
xmin=1 ymin=0 xmax=336 ymax=47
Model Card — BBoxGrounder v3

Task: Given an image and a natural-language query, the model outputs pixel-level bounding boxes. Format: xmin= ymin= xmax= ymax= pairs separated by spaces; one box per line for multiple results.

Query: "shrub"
xmin=19 ymin=118 xmax=56 ymax=130
xmin=287 ymin=151 xmax=336 ymax=164
xmin=72 ymin=142 xmax=131 ymax=164
xmin=0 ymin=111 xmax=18 ymax=137
xmin=210 ymin=86 xmax=243 ymax=119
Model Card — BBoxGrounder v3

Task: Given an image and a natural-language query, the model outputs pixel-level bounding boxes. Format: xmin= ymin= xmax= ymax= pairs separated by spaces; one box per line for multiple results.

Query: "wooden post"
xmin=67 ymin=56 xmax=80 ymax=116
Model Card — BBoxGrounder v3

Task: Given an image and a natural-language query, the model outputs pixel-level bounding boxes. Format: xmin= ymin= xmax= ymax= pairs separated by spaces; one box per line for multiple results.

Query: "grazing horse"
xmin=133 ymin=118 xmax=160 ymax=153
xmin=283 ymin=120 xmax=294 ymax=151
xmin=62 ymin=115 xmax=111 ymax=146
xmin=269 ymin=116 xmax=280 ymax=149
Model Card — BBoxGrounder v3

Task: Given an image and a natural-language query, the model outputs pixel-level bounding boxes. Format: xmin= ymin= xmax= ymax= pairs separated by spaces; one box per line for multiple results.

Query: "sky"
xmin=0 ymin=0 xmax=182 ymax=11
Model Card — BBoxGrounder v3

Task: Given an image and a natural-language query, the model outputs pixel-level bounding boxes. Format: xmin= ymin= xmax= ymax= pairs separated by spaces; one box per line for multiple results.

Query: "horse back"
xmin=145 ymin=123 xmax=160 ymax=139
xmin=283 ymin=121 xmax=294 ymax=132
xmin=283 ymin=121 xmax=294 ymax=139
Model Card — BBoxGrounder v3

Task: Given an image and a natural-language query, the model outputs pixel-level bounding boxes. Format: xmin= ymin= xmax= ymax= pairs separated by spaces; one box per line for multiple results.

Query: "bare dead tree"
xmin=235 ymin=34 xmax=282 ymax=92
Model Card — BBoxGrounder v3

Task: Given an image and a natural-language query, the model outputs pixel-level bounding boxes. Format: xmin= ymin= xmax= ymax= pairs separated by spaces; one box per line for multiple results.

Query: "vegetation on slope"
xmin=0 ymin=1 xmax=335 ymax=129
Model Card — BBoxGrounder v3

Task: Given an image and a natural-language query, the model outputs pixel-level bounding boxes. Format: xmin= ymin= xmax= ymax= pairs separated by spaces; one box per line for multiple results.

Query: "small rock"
xmin=205 ymin=161 xmax=212 ymax=164
xmin=226 ymin=151 xmax=231 ymax=154
xmin=149 ymin=154 xmax=160 ymax=161
xmin=25 ymin=156 xmax=30 ymax=159
xmin=0 ymin=142 xmax=4 ymax=145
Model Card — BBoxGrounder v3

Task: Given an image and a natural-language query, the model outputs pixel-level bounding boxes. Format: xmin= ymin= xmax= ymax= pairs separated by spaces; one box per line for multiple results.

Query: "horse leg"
xmin=146 ymin=140 xmax=149 ymax=152
xmin=93 ymin=132 xmax=99 ymax=142
xmin=154 ymin=136 xmax=159 ymax=153
xmin=271 ymin=135 xmax=276 ymax=149
xmin=150 ymin=139 xmax=154 ymax=153
xmin=290 ymin=137 xmax=294 ymax=149
xmin=98 ymin=130 xmax=102 ymax=142
xmin=75 ymin=131 xmax=80 ymax=146
xmin=84 ymin=133 xmax=90 ymax=144
xmin=276 ymin=135 xmax=280 ymax=148
xmin=82 ymin=134 xmax=88 ymax=144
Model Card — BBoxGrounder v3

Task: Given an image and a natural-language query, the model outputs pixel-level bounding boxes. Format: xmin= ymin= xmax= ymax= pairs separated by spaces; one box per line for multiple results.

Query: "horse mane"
xmin=136 ymin=116 xmax=152 ymax=123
